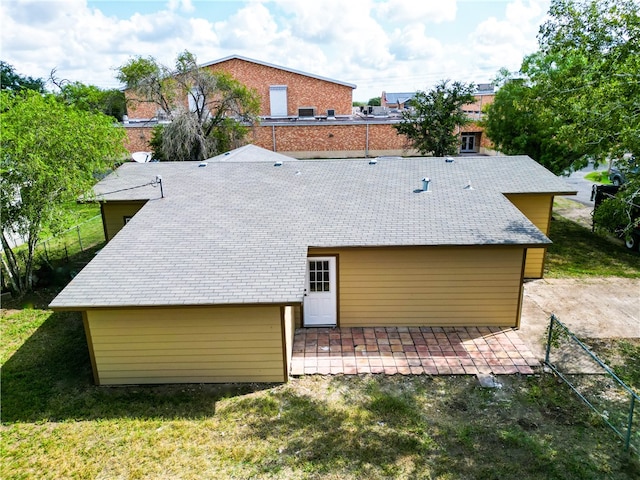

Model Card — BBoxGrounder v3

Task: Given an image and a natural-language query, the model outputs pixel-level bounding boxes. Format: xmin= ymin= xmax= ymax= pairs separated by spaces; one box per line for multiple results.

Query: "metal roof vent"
xmin=198 ymin=162 xmax=208 ymax=167
xmin=369 ymin=158 xmax=377 ymax=165
xmin=464 ymin=180 xmax=474 ymax=190
xmin=422 ymin=177 xmax=431 ymax=192
xmin=274 ymin=160 xmax=283 ymax=167
xmin=445 ymin=157 xmax=455 ymax=163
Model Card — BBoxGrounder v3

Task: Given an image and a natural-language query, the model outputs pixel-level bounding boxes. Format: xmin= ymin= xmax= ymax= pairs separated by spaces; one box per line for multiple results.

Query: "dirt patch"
xmin=553 ymin=197 xmax=594 ymax=229
xmin=519 ymin=277 xmax=640 ymax=359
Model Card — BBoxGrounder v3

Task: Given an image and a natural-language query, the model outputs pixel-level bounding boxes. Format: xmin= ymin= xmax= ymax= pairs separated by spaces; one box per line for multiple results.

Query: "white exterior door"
xmin=269 ymin=85 xmax=288 ymax=117
xmin=303 ymin=257 xmax=337 ymax=327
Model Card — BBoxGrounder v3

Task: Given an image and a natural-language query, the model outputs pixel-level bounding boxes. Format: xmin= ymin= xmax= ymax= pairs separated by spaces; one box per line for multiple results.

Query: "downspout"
xmin=365 ymin=122 xmax=369 ymax=158
xmin=272 ymin=125 xmax=277 ymax=152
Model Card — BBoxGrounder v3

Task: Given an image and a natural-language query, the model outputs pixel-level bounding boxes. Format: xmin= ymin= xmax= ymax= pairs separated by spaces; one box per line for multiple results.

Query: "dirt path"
xmin=519 ymin=277 xmax=639 ymax=359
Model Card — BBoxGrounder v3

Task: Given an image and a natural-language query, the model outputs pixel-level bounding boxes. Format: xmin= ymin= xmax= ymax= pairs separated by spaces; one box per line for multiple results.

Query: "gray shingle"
xmin=50 ymin=148 xmax=576 ymax=309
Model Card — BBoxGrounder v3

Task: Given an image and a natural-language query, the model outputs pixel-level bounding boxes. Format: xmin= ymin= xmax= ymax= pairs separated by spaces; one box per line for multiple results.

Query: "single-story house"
xmin=50 ymin=145 xmax=576 ymax=385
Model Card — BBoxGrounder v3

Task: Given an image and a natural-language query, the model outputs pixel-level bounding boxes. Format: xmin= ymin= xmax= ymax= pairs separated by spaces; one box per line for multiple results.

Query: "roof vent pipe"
xmin=422 ymin=177 xmax=431 ymax=192
xmin=445 ymin=157 xmax=454 ymax=163
xmin=464 ymin=180 xmax=474 ymax=190
xmin=274 ymin=160 xmax=283 ymax=167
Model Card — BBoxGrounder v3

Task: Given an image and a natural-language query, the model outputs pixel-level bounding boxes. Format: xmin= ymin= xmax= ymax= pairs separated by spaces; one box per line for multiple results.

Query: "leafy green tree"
xmin=529 ymin=0 xmax=639 ymax=162
xmin=117 ymin=50 xmax=260 ymax=161
xmin=368 ymin=96 xmax=381 ymax=106
xmin=0 ymin=61 xmax=45 ymax=93
xmin=0 ymin=90 xmax=126 ymax=294
xmin=485 ymin=0 xmax=639 ymax=174
xmin=394 ymin=80 xmax=476 ymax=157
xmin=483 ymin=71 xmax=587 ymax=174
xmin=49 ymin=70 xmax=126 ymax=121
xmin=593 ymin=165 xmax=640 ymax=247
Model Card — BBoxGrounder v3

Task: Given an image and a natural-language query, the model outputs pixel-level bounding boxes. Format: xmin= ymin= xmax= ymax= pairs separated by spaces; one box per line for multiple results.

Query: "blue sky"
xmin=1 ymin=0 xmax=550 ymax=101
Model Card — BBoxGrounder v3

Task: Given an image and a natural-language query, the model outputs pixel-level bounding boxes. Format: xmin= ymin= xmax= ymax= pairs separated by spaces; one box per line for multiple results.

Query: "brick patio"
xmin=290 ymin=326 xmax=539 ymax=376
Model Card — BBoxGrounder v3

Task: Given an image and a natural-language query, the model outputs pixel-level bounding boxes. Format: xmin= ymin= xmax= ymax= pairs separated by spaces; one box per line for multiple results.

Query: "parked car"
xmin=608 ymin=156 xmax=638 ymax=186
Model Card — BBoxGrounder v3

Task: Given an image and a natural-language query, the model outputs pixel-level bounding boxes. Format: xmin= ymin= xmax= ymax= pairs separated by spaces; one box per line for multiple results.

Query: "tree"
xmin=483 ymin=71 xmax=587 ymax=174
xmin=394 ymin=80 xmax=476 ymax=157
xmin=368 ymin=96 xmax=381 ymax=106
xmin=593 ymin=164 xmax=640 ymax=245
xmin=485 ymin=0 xmax=639 ymax=173
xmin=1 ymin=90 xmax=126 ymax=294
xmin=0 ymin=61 xmax=45 ymax=93
xmin=117 ymin=51 xmax=260 ymax=162
xmin=50 ymin=72 xmax=127 ymax=122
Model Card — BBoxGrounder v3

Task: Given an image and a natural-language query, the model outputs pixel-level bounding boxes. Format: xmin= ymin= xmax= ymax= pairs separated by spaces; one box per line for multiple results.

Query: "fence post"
xmin=545 ymin=314 xmax=556 ymax=365
xmin=625 ymin=393 xmax=636 ymax=451
xmin=77 ymin=225 xmax=84 ymax=252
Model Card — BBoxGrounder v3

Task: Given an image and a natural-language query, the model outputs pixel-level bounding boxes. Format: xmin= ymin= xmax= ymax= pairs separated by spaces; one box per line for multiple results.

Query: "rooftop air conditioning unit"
xmin=298 ymin=107 xmax=315 ymax=118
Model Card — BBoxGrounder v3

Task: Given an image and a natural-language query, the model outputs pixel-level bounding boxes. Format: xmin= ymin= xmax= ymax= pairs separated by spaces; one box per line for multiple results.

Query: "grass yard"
xmin=1 ymin=303 xmax=638 ymax=479
xmin=545 ymin=215 xmax=640 ymax=278
xmin=2 ymin=213 xmax=639 ymax=479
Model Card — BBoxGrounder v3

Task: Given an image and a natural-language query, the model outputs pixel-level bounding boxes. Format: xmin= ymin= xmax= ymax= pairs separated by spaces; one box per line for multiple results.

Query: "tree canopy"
xmin=1 ymin=90 xmax=126 ymax=293
xmin=51 ymin=71 xmax=127 ymax=122
xmin=394 ymin=80 xmax=476 ymax=157
xmin=484 ymin=0 xmax=640 ymax=174
xmin=0 ymin=61 xmax=45 ymax=93
xmin=117 ymin=51 xmax=260 ymax=161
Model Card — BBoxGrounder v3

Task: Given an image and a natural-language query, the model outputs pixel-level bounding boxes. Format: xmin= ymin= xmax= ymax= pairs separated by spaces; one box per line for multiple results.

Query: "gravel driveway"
xmin=519 ymin=277 xmax=640 ymax=359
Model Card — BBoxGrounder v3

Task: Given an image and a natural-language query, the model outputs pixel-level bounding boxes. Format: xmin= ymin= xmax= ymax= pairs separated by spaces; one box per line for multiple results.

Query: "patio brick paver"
xmin=291 ymin=326 xmax=538 ymax=377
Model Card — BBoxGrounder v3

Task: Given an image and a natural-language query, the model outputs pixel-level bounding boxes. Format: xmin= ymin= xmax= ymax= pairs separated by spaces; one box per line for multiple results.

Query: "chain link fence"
xmin=544 ymin=314 xmax=639 ymax=453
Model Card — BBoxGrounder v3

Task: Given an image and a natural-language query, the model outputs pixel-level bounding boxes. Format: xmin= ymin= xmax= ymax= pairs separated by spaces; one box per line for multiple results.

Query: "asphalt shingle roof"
xmin=50 ymin=146 xmax=575 ymax=309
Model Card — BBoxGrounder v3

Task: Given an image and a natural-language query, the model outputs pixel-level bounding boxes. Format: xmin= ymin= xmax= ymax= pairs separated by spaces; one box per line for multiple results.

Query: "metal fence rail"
xmin=545 ymin=314 xmax=639 ymax=452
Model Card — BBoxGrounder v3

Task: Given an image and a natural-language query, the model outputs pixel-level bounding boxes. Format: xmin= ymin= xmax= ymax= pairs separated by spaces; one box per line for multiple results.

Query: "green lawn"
xmin=1 ymin=213 xmax=639 ymax=479
xmin=545 ymin=216 xmax=640 ymax=278
xmin=584 ymin=170 xmax=612 ymax=184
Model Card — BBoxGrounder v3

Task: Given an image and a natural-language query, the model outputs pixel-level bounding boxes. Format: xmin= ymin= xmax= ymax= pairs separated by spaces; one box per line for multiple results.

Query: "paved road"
xmin=563 ymin=163 xmax=600 ymax=206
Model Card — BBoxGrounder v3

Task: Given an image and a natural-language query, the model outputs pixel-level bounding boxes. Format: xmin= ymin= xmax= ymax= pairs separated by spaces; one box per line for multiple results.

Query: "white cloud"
xmin=376 ymin=0 xmax=457 ymax=24
xmin=214 ymin=3 xmax=280 ymax=49
xmin=468 ymin=0 xmax=550 ymax=76
xmin=389 ymin=24 xmax=443 ymax=61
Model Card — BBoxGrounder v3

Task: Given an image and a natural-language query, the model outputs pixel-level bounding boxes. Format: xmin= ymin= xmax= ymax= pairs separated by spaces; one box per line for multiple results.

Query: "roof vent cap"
xmin=464 ymin=180 xmax=474 ymax=190
xmin=369 ymin=158 xmax=377 ymax=165
xmin=445 ymin=157 xmax=455 ymax=163
xmin=199 ymin=162 xmax=208 ymax=167
xmin=274 ymin=160 xmax=283 ymax=167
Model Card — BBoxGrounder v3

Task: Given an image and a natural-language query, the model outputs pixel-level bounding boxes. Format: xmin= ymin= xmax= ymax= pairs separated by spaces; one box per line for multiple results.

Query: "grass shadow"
xmin=1 ymin=310 xmax=274 ymax=423
xmin=222 ymin=375 xmax=639 ymax=479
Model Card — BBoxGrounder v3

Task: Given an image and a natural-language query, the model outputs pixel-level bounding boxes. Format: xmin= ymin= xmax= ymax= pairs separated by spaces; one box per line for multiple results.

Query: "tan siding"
xmin=86 ymin=306 xmax=285 ymax=385
xmin=283 ymin=306 xmax=295 ymax=379
xmin=310 ymin=246 xmax=525 ymax=328
xmin=102 ymin=202 xmax=146 ymax=241
xmin=505 ymin=194 xmax=554 ymax=278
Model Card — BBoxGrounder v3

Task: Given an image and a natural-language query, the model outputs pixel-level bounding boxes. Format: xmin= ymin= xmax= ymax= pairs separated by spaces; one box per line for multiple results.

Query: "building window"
xmin=461 ymin=133 xmax=476 ymax=153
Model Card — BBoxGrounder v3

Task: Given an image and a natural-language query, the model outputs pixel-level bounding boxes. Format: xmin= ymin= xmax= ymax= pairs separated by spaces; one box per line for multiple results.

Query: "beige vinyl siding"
xmin=310 ymin=246 xmax=525 ymax=328
xmin=282 ymin=306 xmax=295 ymax=379
xmin=85 ymin=305 xmax=285 ymax=385
xmin=505 ymin=193 xmax=553 ymax=278
xmin=101 ymin=201 xmax=146 ymax=241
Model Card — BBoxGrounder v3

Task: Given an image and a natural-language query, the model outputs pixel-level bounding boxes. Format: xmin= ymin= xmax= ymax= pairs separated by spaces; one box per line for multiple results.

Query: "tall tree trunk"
xmin=0 ymin=231 xmax=24 ymax=293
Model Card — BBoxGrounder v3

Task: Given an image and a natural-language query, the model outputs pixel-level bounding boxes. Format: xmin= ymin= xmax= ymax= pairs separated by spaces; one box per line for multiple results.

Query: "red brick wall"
xmin=124 ymin=57 xmax=354 ymax=119
xmin=124 ymin=121 xmax=416 ymax=159
xmin=123 ymin=121 xmax=494 ymax=159
xmin=124 ymin=126 xmax=154 ymax=153
xmin=206 ymin=58 xmax=353 ymax=117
